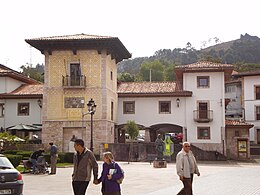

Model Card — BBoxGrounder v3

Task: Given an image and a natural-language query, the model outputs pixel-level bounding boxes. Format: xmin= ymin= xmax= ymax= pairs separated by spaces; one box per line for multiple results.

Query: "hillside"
xmin=118 ymin=33 xmax=260 ymax=74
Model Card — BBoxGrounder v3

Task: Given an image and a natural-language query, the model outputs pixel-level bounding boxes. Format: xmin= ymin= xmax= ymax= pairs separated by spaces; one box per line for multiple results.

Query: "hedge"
xmin=5 ymin=154 xmax=23 ymax=168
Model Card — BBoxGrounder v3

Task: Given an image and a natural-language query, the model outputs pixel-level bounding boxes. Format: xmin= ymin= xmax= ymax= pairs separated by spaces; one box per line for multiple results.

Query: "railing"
xmin=193 ymin=110 xmax=213 ymax=123
xmin=62 ymin=75 xmax=86 ymax=88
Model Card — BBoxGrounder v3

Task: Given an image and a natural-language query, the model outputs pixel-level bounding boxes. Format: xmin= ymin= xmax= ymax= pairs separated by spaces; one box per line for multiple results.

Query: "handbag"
xmin=113 ymin=163 xmax=124 ymax=184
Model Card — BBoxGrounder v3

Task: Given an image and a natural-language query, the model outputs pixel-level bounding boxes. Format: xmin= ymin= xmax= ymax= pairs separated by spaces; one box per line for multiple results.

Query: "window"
xmin=159 ymin=101 xmax=171 ymax=114
xmin=0 ymin=104 xmax=4 ymax=117
xmin=123 ymin=101 xmax=135 ymax=114
xmin=255 ymin=86 xmax=260 ymax=100
xmin=111 ymin=101 xmax=114 ymax=120
xmin=70 ymin=63 xmax=81 ymax=86
xmin=110 ymin=71 xmax=113 ymax=80
xmin=198 ymin=102 xmax=208 ymax=119
xmin=197 ymin=76 xmax=210 ymax=88
xmin=256 ymin=106 xmax=260 ymax=120
xmin=18 ymin=103 xmax=30 ymax=116
xmin=225 ymin=85 xmax=236 ymax=93
xmin=197 ymin=127 xmax=210 ymax=139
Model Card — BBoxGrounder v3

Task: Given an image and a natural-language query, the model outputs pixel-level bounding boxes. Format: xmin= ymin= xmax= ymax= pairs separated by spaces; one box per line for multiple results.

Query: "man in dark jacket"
xmin=30 ymin=149 xmax=44 ymax=173
xmin=72 ymin=139 xmax=98 ymax=195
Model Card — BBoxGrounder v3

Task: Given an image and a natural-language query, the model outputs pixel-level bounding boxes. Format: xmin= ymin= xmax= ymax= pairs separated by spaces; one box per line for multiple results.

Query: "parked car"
xmin=0 ymin=154 xmax=23 ymax=195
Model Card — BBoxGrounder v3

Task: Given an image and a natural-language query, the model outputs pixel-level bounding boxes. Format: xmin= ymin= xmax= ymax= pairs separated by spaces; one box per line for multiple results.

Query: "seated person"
xmin=30 ymin=149 xmax=44 ymax=173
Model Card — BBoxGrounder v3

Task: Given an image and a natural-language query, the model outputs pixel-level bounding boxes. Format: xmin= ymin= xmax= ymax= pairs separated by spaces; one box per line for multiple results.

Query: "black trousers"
xmin=72 ymin=181 xmax=90 ymax=195
xmin=102 ymin=192 xmax=121 ymax=195
xmin=177 ymin=174 xmax=194 ymax=195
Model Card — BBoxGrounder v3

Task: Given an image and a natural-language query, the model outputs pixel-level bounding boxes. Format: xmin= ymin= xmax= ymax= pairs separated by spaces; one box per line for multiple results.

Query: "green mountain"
xmin=117 ymin=33 xmax=260 ymax=75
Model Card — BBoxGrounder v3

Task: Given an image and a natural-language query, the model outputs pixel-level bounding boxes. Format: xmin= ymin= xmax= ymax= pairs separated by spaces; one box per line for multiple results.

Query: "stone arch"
xmin=149 ymin=123 xmax=183 ymax=142
xmin=116 ymin=123 xmax=145 ymax=143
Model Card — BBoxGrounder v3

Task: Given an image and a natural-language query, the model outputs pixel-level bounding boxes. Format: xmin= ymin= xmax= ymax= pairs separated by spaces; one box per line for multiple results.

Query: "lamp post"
xmin=87 ymin=98 xmax=96 ymax=152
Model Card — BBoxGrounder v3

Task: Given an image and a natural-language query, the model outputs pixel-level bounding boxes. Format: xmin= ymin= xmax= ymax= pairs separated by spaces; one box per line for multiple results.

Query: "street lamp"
xmin=87 ymin=98 xmax=96 ymax=152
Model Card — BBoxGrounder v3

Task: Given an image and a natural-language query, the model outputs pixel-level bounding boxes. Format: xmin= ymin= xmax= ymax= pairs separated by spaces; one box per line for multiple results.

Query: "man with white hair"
xmin=176 ymin=142 xmax=200 ymax=195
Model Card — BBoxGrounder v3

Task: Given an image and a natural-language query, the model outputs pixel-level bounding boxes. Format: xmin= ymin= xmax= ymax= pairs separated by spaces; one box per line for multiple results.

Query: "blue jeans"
xmin=31 ymin=159 xmax=37 ymax=173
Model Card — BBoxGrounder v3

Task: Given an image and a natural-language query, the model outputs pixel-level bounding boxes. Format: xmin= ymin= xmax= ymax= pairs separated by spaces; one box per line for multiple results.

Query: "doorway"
xmin=257 ymin=129 xmax=260 ymax=144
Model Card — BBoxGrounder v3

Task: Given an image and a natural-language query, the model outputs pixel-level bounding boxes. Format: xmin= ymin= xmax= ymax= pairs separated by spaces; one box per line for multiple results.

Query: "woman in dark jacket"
xmin=98 ymin=152 xmax=123 ymax=195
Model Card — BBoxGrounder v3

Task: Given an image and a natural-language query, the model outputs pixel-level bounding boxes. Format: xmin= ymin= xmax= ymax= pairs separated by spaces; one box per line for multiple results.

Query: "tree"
xmin=125 ymin=120 xmax=139 ymax=140
xmin=124 ymin=120 xmax=139 ymax=164
xmin=118 ymin=72 xmax=135 ymax=82
xmin=20 ymin=63 xmax=44 ymax=82
xmin=140 ymin=60 xmax=164 ymax=81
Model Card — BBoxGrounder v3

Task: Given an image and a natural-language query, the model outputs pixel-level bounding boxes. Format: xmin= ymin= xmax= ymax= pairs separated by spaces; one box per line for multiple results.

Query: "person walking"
xmin=176 ymin=142 xmax=200 ymax=195
xmin=49 ymin=142 xmax=58 ymax=175
xmin=97 ymin=151 xmax=123 ymax=195
xmin=72 ymin=139 xmax=99 ymax=195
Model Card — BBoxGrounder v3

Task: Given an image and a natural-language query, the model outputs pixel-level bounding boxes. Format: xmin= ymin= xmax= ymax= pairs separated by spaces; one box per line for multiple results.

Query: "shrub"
xmin=64 ymin=152 xmax=74 ymax=163
xmin=57 ymin=152 xmax=74 ymax=163
xmin=3 ymin=150 xmax=19 ymax=155
xmin=5 ymin=154 xmax=23 ymax=168
xmin=16 ymin=151 xmax=33 ymax=159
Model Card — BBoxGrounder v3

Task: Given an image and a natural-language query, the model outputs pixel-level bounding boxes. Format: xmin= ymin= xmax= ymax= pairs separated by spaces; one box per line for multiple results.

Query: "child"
xmin=97 ymin=152 xmax=123 ymax=195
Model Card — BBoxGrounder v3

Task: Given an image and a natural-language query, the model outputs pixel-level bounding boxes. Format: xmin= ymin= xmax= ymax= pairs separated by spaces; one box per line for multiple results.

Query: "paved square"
xmin=23 ymin=161 xmax=260 ymax=195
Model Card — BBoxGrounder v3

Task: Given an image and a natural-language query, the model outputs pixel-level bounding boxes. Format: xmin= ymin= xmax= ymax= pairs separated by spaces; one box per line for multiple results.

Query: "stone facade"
xmin=226 ymin=127 xmax=250 ymax=160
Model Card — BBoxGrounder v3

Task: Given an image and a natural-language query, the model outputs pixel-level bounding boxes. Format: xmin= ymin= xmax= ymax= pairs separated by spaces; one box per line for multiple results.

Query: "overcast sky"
xmin=1 ymin=0 xmax=259 ymax=71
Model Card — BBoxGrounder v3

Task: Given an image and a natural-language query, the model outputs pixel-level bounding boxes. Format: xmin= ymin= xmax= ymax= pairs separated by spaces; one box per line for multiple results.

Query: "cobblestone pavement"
xmin=22 ymin=161 xmax=260 ymax=195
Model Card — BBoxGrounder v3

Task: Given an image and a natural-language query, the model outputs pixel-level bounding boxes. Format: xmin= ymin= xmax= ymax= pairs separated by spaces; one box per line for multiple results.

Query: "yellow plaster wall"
xmin=47 ymin=50 xmax=101 ymax=88
xmin=45 ymin=50 xmax=104 ymax=120
xmin=105 ymin=55 xmax=117 ymax=91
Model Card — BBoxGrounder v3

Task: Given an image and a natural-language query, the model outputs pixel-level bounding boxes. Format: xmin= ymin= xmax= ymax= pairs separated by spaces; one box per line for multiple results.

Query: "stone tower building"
xmin=26 ymin=34 xmax=131 ymax=153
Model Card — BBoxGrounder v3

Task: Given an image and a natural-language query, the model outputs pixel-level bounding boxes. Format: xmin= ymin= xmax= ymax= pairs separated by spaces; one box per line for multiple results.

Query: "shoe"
xmin=49 ymin=173 xmax=56 ymax=175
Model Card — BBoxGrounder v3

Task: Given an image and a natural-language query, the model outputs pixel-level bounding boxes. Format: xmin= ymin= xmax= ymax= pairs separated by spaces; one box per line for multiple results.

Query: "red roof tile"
xmin=225 ymin=119 xmax=253 ymax=127
xmin=117 ymin=82 xmax=192 ymax=97
xmin=175 ymin=61 xmax=234 ymax=71
xmin=10 ymin=84 xmax=43 ymax=95
xmin=25 ymin=33 xmax=113 ymax=41
xmin=25 ymin=34 xmax=131 ymax=63
xmin=232 ymin=69 xmax=260 ymax=77
xmin=0 ymin=84 xmax=43 ymax=98
xmin=0 ymin=64 xmax=41 ymax=84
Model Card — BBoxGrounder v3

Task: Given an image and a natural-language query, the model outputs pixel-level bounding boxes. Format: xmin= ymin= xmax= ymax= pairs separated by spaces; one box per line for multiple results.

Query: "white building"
xmin=233 ymin=70 xmax=260 ymax=144
xmin=118 ymin=61 xmax=234 ymax=152
xmin=0 ymin=64 xmax=43 ymax=139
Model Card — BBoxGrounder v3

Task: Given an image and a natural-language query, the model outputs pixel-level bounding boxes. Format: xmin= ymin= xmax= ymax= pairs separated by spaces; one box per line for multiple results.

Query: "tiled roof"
xmin=0 ymin=84 xmax=43 ymax=98
xmin=225 ymin=78 xmax=242 ymax=84
xmin=10 ymin=84 xmax=43 ymax=95
xmin=232 ymin=69 xmax=260 ymax=77
xmin=175 ymin=61 xmax=234 ymax=70
xmin=117 ymin=82 xmax=192 ymax=97
xmin=225 ymin=119 xmax=253 ymax=127
xmin=0 ymin=64 xmax=41 ymax=84
xmin=25 ymin=33 xmax=114 ymax=41
xmin=25 ymin=33 xmax=131 ymax=63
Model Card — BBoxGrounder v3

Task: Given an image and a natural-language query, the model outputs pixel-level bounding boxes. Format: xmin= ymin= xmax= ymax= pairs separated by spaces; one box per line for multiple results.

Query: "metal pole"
xmin=90 ymin=112 xmax=93 ymax=152
xmin=81 ymin=107 xmax=84 ymax=141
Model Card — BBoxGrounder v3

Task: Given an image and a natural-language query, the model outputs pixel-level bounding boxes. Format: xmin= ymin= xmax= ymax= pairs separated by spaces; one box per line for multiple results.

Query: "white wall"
xmin=118 ymin=72 xmax=226 ymax=144
xmin=0 ymin=99 xmax=42 ymax=128
xmin=117 ymin=97 xmax=186 ymax=127
xmin=183 ymin=72 xmax=225 ymax=144
xmin=243 ymin=76 xmax=260 ymax=141
xmin=0 ymin=77 xmax=25 ymax=93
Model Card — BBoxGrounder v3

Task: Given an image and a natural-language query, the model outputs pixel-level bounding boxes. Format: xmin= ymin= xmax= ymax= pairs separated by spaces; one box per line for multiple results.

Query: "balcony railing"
xmin=62 ymin=75 xmax=86 ymax=88
xmin=193 ymin=110 xmax=213 ymax=123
